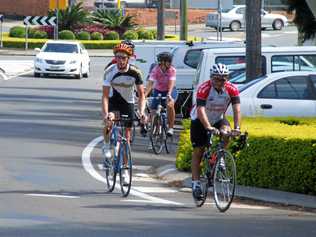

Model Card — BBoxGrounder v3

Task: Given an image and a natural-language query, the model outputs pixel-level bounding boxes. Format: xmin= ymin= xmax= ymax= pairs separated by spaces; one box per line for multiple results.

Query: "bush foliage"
xmin=122 ymin=30 xmax=138 ymax=40
xmin=59 ymin=30 xmax=76 ymax=40
xmin=76 ymin=31 xmax=90 ymax=40
xmin=9 ymin=26 xmax=25 ymax=38
xmin=176 ymin=117 xmax=316 ymax=195
xmin=104 ymin=31 xmax=120 ymax=40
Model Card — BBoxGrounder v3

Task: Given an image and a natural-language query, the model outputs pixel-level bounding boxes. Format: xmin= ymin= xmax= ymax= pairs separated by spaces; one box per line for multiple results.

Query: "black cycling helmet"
xmin=157 ymin=52 xmax=173 ymax=63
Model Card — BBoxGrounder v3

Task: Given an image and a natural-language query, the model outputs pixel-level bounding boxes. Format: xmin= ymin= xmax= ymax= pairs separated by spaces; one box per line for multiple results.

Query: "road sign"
xmin=49 ymin=0 xmax=68 ymax=10
xmin=23 ymin=16 xmax=57 ymax=26
xmin=0 ymin=14 xmax=3 ymax=22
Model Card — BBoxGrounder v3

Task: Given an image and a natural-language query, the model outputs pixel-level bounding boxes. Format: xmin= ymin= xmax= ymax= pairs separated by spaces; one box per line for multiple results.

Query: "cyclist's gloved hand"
xmin=206 ymin=127 xmax=220 ymax=136
xmin=231 ymin=127 xmax=241 ymax=136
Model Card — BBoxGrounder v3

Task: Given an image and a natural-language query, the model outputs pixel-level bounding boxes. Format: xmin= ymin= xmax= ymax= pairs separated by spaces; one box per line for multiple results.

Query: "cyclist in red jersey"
xmin=190 ymin=63 xmax=241 ymax=200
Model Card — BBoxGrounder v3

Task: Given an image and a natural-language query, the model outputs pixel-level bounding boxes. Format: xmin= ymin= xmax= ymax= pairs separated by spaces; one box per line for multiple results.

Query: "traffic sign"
xmin=23 ymin=16 xmax=57 ymax=26
xmin=49 ymin=0 xmax=68 ymax=10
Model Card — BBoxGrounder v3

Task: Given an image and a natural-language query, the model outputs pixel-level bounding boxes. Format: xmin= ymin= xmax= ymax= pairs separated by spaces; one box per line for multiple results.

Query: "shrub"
xmin=37 ymin=26 xmax=54 ymax=39
xmin=176 ymin=117 xmax=316 ymax=195
xmin=76 ymin=31 xmax=90 ymax=40
xmin=33 ymin=30 xmax=48 ymax=39
xmin=9 ymin=26 xmax=26 ymax=38
xmin=104 ymin=31 xmax=119 ymax=40
xmin=149 ymin=29 xmax=157 ymax=39
xmin=59 ymin=30 xmax=76 ymax=40
xmin=74 ymin=23 xmax=110 ymax=36
xmin=28 ymin=27 xmax=37 ymax=38
xmin=137 ymin=29 xmax=154 ymax=40
xmin=122 ymin=30 xmax=138 ymax=40
xmin=91 ymin=32 xmax=103 ymax=40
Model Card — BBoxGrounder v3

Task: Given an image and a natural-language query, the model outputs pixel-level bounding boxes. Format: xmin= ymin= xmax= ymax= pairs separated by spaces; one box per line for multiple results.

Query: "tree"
xmin=52 ymin=2 xmax=90 ymax=31
xmin=283 ymin=0 xmax=316 ymax=44
xmin=92 ymin=9 xmax=137 ymax=35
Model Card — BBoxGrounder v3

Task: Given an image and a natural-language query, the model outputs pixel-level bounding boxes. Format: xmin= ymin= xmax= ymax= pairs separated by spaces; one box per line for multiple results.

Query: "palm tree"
xmin=92 ymin=9 xmax=137 ymax=35
xmin=56 ymin=2 xmax=91 ymax=31
xmin=283 ymin=0 xmax=316 ymax=44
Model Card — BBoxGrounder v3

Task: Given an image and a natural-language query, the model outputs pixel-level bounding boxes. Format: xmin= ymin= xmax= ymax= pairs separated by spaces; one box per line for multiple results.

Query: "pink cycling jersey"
xmin=190 ymin=80 xmax=240 ymax=125
xmin=148 ymin=65 xmax=176 ymax=91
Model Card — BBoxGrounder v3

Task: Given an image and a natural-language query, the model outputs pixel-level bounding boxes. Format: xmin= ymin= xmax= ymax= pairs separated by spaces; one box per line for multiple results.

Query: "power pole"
xmin=157 ymin=0 xmax=165 ymax=40
xmin=180 ymin=0 xmax=188 ymax=41
xmin=245 ymin=0 xmax=262 ymax=81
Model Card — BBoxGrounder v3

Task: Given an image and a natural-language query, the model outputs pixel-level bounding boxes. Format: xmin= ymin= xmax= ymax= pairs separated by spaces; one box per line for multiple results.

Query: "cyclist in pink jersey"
xmin=190 ymin=63 xmax=241 ymax=200
xmin=145 ymin=52 xmax=177 ymax=136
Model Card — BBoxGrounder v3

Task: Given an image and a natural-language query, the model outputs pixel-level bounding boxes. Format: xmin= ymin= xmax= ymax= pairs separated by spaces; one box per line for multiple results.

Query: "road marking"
xmin=230 ymin=203 xmax=271 ymax=210
xmin=121 ymin=199 xmax=163 ymax=204
xmin=134 ymin=173 xmax=150 ymax=178
xmin=82 ymin=136 xmax=183 ymax=206
xmin=25 ymin=194 xmax=79 ymax=199
xmin=158 ymin=167 xmax=176 ymax=176
xmin=133 ymin=186 xmax=177 ymax=193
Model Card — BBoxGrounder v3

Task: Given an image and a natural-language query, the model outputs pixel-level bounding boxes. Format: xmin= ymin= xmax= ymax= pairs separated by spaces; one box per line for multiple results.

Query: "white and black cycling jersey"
xmin=103 ymin=64 xmax=143 ymax=104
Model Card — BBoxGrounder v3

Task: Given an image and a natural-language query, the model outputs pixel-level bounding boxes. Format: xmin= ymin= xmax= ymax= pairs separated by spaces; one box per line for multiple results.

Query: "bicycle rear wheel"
xmin=119 ymin=143 xmax=132 ymax=197
xmin=213 ymin=150 xmax=236 ymax=212
xmin=149 ymin=115 xmax=164 ymax=154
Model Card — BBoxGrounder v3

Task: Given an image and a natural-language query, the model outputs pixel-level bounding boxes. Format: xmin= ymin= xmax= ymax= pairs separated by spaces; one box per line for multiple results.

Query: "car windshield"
xmin=43 ymin=43 xmax=78 ymax=53
xmin=239 ymin=76 xmax=267 ymax=93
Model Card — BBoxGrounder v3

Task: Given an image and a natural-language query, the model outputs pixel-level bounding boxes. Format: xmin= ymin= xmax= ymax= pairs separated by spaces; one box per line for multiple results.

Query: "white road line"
xmin=82 ymin=136 xmax=183 ymax=206
xmin=25 ymin=194 xmax=79 ymax=199
xmin=158 ymin=168 xmax=176 ymax=176
xmin=121 ymin=199 xmax=167 ymax=204
xmin=134 ymin=173 xmax=150 ymax=178
xmin=133 ymin=186 xmax=177 ymax=193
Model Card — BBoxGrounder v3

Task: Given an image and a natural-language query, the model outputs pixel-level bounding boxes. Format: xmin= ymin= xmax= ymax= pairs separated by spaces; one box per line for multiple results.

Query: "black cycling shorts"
xmin=109 ymin=98 xmax=134 ymax=127
xmin=190 ymin=118 xmax=230 ymax=148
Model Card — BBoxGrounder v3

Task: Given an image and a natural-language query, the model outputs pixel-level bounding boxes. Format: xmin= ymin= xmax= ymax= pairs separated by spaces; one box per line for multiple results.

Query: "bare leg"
xmin=167 ymin=100 xmax=175 ymax=129
xmin=192 ymin=147 xmax=205 ymax=181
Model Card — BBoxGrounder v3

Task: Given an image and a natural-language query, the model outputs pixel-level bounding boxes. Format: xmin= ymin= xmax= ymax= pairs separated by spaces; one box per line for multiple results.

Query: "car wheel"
xmin=83 ymin=63 xmax=90 ymax=78
xmin=272 ymin=19 xmax=283 ymax=30
xmin=75 ymin=66 xmax=82 ymax=79
xmin=34 ymin=72 xmax=40 ymax=78
xmin=230 ymin=21 xmax=241 ymax=31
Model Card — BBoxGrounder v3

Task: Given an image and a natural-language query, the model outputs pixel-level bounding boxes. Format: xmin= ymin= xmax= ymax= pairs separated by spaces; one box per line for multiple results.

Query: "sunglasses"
xmin=212 ymin=75 xmax=228 ymax=81
xmin=115 ymin=54 xmax=128 ymax=60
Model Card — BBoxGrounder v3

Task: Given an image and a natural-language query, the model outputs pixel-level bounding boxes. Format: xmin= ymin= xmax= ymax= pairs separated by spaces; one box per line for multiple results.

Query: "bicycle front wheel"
xmin=213 ymin=150 xmax=236 ymax=212
xmin=105 ymin=151 xmax=117 ymax=193
xmin=149 ymin=115 xmax=164 ymax=154
xmin=119 ymin=143 xmax=132 ymax=197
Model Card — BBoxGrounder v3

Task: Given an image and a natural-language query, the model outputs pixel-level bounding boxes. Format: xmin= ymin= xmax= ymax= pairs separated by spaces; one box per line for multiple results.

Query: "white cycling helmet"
xmin=211 ymin=63 xmax=229 ymax=76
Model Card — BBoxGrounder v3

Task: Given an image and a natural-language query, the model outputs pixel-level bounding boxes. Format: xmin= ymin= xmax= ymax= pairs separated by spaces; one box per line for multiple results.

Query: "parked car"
xmin=227 ymin=71 xmax=316 ymax=117
xmin=205 ymin=5 xmax=288 ymax=31
xmin=34 ymin=40 xmax=90 ymax=79
xmin=193 ymin=46 xmax=316 ymax=105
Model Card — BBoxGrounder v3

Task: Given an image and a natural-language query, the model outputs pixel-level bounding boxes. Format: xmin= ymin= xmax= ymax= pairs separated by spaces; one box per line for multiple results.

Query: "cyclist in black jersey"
xmin=102 ymin=42 xmax=146 ymax=182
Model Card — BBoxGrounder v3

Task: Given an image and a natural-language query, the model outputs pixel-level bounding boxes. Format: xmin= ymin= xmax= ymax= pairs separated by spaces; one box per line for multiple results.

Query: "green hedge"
xmin=59 ymin=30 xmax=76 ymax=40
xmin=176 ymin=117 xmax=316 ymax=195
xmin=76 ymin=31 xmax=90 ymax=40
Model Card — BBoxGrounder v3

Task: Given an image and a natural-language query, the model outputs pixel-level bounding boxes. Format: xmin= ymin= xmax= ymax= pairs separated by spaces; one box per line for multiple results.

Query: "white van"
xmin=193 ymin=46 xmax=316 ymax=104
xmin=133 ymin=40 xmax=244 ymax=117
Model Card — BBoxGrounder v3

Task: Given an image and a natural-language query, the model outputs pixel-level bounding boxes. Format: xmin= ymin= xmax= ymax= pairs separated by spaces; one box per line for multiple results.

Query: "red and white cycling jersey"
xmin=190 ymin=80 xmax=240 ymax=125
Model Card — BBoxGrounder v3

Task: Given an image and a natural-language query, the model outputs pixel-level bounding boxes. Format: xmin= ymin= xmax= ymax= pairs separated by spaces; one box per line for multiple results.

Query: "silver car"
xmin=206 ymin=5 xmax=288 ymax=31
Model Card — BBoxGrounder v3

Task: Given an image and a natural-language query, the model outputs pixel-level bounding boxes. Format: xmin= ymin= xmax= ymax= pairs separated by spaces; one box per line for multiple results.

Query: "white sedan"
xmin=206 ymin=5 xmax=288 ymax=31
xmin=34 ymin=40 xmax=90 ymax=79
xmin=227 ymin=71 xmax=316 ymax=117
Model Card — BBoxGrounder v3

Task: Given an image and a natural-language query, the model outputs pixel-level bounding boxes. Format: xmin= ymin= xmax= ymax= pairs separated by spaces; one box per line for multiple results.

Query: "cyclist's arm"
xmin=167 ymin=67 xmax=176 ymax=95
xmin=167 ymin=79 xmax=175 ymax=96
xmin=197 ymin=103 xmax=212 ymax=130
xmin=102 ymin=86 xmax=110 ymax=119
xmin=136 ymin=84 xmax=146 ymax=116
xmin=145 ymin=80 xmax=154 ymax=98
xmin=232 ymin=102 xmax=241 ymax=129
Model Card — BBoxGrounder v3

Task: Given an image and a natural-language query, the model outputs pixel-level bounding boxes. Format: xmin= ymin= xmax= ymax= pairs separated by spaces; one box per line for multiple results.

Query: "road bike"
xmin=104 ymin=114 xmax=133 ymax=197
xmin=193 ymin=130 xmax=248 ymax=212
xmin=148 ymin=94 xmax=171 ymax=154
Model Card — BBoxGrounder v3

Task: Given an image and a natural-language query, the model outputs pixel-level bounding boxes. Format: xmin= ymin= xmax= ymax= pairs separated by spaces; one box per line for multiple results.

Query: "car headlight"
xmin=35 ymin=58 xmax=44 ymax=63
xmin=70 ymin=60 xmax=77 ymax=64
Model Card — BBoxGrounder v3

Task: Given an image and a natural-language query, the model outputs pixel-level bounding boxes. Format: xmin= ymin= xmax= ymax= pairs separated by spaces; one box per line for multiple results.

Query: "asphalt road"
xmin=0 ymin=56 xmax=315 ymax=236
